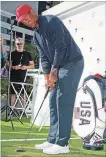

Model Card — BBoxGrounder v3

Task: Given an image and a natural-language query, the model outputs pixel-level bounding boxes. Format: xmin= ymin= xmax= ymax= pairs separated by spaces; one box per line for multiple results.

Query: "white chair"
xmin=24 ymin=69 xmax=40 ymax=117
xmin=9 ymin=69 xmax=39 ymax=119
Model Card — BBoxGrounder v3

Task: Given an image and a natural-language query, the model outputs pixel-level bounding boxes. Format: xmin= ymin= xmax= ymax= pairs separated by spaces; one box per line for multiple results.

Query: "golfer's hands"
xmin=45 ymin=71 xmax=58 ymax=90
xmin=49 ymin=71 xmax=58 ymax=89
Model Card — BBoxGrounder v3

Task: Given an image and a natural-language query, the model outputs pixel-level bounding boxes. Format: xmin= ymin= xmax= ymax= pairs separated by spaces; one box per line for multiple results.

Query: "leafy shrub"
xmin=1 ymin=77 xmax=33 ymax=96
xmin=1 ymin=78 xmax=8 ymax=95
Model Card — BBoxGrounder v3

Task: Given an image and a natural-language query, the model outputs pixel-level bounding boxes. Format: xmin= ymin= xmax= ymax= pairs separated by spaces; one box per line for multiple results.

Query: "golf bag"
xmin=73 ymin=73 xmax=106 ymax=150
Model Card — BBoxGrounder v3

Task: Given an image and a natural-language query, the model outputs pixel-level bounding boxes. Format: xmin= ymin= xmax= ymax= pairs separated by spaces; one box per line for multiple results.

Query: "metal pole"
xmin=6 ymin=18 xmax=13 ymax=121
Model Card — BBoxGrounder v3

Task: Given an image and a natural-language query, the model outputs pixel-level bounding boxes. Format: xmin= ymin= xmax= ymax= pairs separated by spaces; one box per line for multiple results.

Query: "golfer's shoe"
xmin=35 ymin=141 xmax=53 ymax=150
xmin=43 ymin=144 xmax=70 ymax=154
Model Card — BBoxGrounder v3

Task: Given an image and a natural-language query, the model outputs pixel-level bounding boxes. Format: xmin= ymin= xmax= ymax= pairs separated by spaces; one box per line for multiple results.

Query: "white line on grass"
xmin=1 ymin=137 xmax=80 ymax=142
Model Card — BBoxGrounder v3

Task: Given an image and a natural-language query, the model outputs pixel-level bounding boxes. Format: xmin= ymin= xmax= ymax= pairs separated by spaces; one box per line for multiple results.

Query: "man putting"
xmin=16 ymin=4 xmax=84 ymax=155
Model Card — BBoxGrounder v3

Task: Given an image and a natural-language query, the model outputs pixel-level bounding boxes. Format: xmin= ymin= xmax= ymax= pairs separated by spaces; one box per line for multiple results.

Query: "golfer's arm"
xmin=49 ymin=17 xmax=67 ymax=69
xmin=36 ymin=45 xmax=51 ymax=74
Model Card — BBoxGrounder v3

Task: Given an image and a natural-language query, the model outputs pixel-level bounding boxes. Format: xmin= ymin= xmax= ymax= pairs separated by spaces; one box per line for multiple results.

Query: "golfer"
xmin=16 ymin=4 xmax=84 ymax=155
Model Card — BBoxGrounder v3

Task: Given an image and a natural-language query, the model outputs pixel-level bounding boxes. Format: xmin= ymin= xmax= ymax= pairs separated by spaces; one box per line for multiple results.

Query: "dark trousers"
xmin=47 ymin=58 xmax=84 ymax=146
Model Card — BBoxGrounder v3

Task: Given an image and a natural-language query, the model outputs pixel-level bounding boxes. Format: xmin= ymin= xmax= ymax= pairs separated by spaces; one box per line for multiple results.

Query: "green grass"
xmin=1 ymin=116 xmax=106 ymax=157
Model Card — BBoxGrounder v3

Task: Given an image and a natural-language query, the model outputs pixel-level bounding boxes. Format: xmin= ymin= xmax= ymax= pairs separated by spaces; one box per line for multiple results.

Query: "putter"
xmin=15 ymin=87 xmax=49 ymax=152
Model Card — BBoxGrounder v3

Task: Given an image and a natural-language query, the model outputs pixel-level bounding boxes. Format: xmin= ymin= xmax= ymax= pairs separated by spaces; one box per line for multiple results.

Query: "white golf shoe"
xmin=35 ymin=141 xmax=53 ymax=150
xmin=43 ymin=144 xmax=70 ymax=154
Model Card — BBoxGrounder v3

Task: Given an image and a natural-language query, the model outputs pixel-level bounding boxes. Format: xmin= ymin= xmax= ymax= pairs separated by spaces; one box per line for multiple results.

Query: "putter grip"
xmin=44 ymin=83 xmax=56 ymax=99
xmin=44 ymin=87 xmax=49 ymax=99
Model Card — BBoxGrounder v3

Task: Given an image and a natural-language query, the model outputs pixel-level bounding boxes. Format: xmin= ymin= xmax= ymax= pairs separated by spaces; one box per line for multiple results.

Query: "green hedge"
xmin=1 ymin=78 xmax=8 ymax=95
xmin=1 ymin=77 xmax=33 ymax=96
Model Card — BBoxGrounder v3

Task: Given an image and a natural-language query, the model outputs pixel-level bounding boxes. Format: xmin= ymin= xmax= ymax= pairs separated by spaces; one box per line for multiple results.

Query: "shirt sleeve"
xmin=36 ymin=44 xmax=51 ymax=74
xmin=49 ymin=17 xmax=67 ymax=69
xmin=33 ymin=34 xmax=51 ymax=74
